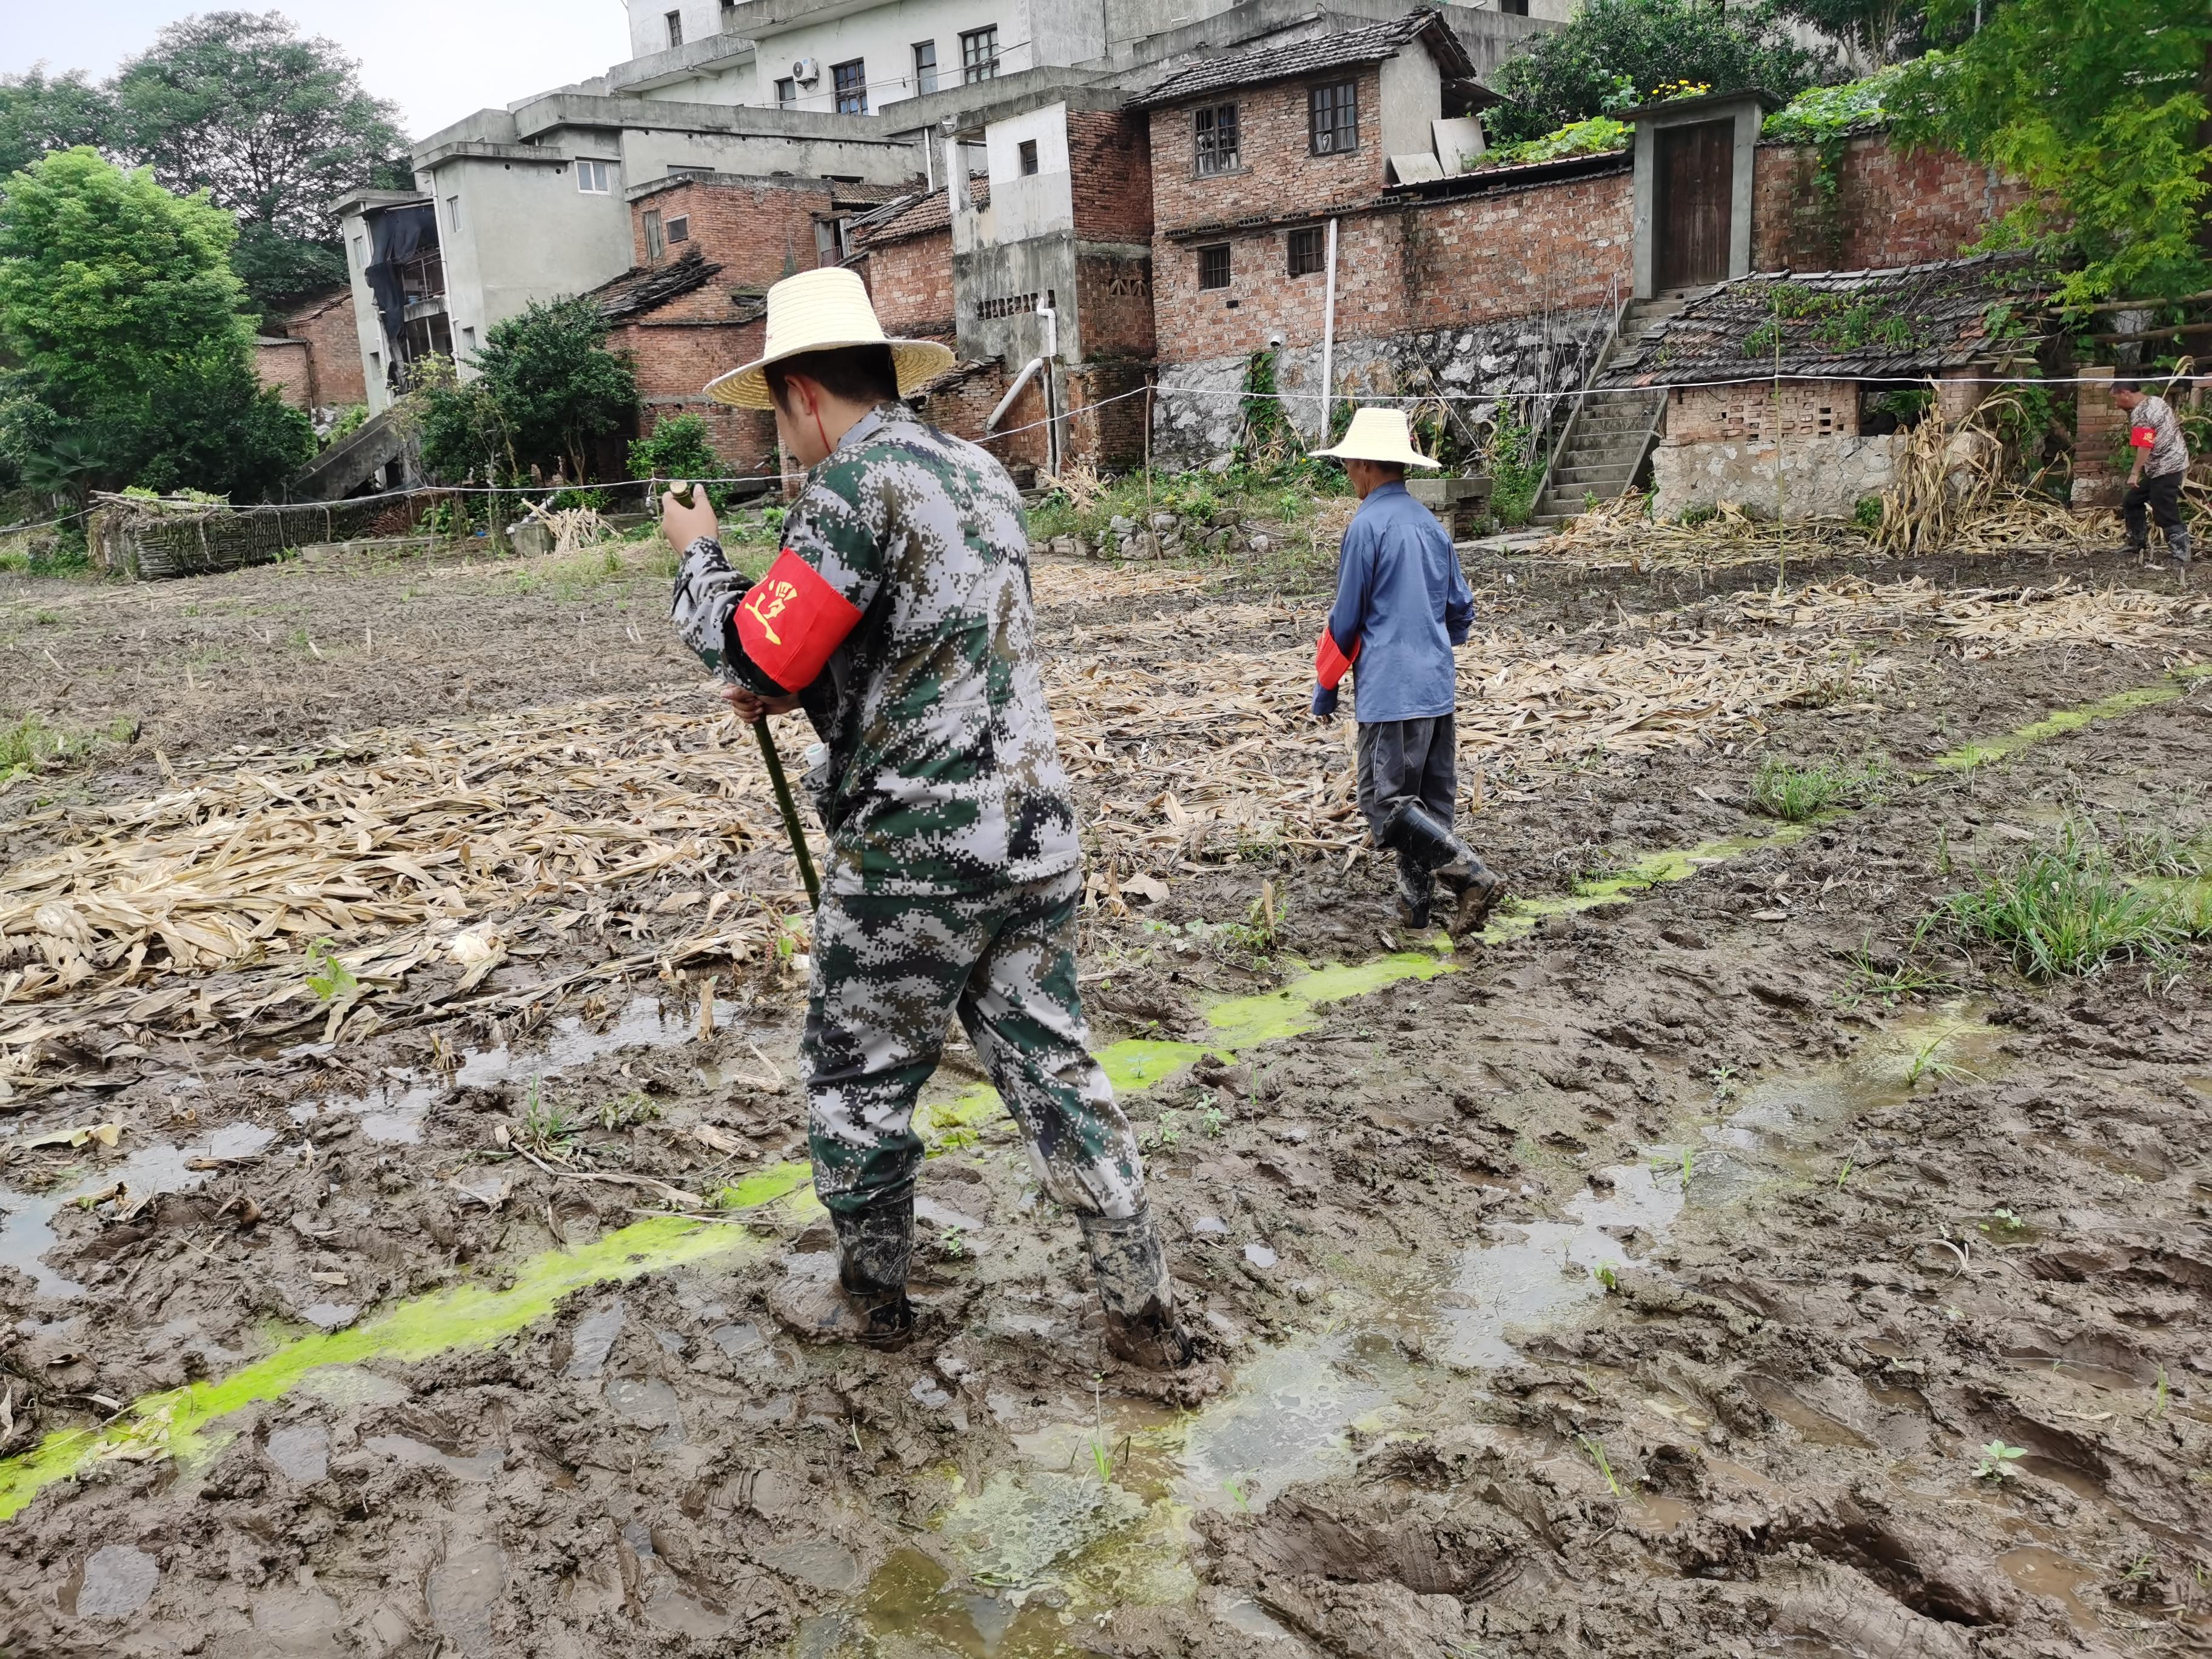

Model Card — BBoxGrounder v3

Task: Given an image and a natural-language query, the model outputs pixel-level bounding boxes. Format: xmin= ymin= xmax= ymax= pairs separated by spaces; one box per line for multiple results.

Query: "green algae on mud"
xmin=0 ymin=1216 xmax=760 ymax=1523
xmin=1934 ymin=663 xmax=2212 ymax=771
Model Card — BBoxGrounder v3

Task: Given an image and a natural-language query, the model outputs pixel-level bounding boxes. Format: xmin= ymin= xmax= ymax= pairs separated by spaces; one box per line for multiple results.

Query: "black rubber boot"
xmin=769 ymin=1194 xmax=916 ymax=1349
xmin=1395 ymin=856 xmax=1434 ymax=930
xmin=1379 ymin=800 xmax=1504 ymax=939
xmin=1079 ymin=1205 xmax=1196 ymax=1370
xmin=2171 ymin=527 xmax=2193 ymax=567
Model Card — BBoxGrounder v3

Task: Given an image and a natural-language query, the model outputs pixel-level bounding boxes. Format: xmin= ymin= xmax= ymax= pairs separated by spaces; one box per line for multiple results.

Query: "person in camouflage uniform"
xmin=663 ymin=268 xmax=1196 ymax=1369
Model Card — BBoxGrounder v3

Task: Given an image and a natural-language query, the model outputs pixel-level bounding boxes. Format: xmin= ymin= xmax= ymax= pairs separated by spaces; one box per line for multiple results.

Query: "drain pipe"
xmin=1319 ymin=218 xmax=1339 ymax=442
xmin=1037 ymin=292 xmax=1061 ymax=475
xmin=988 ymin=356 xmax=1046 ymax=432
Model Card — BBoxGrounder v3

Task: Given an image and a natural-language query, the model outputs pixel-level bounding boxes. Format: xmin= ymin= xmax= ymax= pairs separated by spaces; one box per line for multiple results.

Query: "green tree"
xmin=406 ymin=355 xmax=511 ymax=486
xmin=1487 ymin=0 xmax=1834 ymax=145
xmin=0 ymin=68 xmax=111 ymax=179
xmin=1770 ymin=0 xmax=1941 ymax=73
xmin=109 ymin=12 xmax=409 ymax=317
xmin=629 ymin=413 xmax=734 ymax=506
xmin=1894 ymin=1 xmax=2212 ymax=306
xmin=0 ymin=148 xmax=312 ymax=502
xmin=474 ymin=298 xmax=638 ymax=482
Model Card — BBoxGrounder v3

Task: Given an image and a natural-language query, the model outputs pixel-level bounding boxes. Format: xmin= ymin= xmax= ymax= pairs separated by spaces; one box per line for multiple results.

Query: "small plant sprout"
xmin=1905 ymin=1026 xmax=1982 ymax=1090
xmin=1708 ymin=1065 xmax=1738 ymax=1101
xmin=1222 ymin=1476 xmax=1250 ymax=1512
xmin=938 ymin=1226 xmax=967 ymax=1261
xmin=1974 ymin=1439 xmax=2026 ymax=1481
xmin=1593 ymin=1261 xmax=1621 ymax=1293
xmin=1147 ymin=1108 xmax=1183 ymax=1151
xmin=1087 ymin=1376 xmax=1114 ymax=1484
xmin=305 ymin=938 xmax=360 ymax=1005
xmin=1577 ymin=1433 xmax=1623 ymax=1498
xmin=1199 ymin=1104 xmax=1227 ymax=1138
xmin=1836 ymin=1156 xmax=1854 ymax=1188
xmin=1680 ymin=1145 xmax=1695 ymax=1187
xmin=2151 ymin=1366 xmax=2170 ymax=1422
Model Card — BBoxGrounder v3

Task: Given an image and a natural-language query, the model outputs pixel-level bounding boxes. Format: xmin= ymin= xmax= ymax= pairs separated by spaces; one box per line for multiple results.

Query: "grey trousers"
xmin=1356 ymin=716 xmax=1458 ymax=901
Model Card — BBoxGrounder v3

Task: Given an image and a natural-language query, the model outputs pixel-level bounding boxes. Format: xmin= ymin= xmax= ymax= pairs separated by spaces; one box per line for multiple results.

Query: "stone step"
xmin=1552 ymin=454 xmax=1644 ymax=479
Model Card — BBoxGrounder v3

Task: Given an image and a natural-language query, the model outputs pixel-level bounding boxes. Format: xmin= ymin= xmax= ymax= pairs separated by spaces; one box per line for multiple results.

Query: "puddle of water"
xmin=264 ymin=1423 xmax=330 ymax=1483
xmin=1997 ymin=1544 xmax=2103 ymax=1634
xmin=455 ymin=994 xmax=737 ymax=1088
xmin=426 ymin=1538 xmax=506 ymax=1652
xmin=365 ymin=1433 xmax=504 ymax=1483
xmin=73 ymin=1543 xmax=160 ymax=1620
xmin=0 ymin=1124 xmax=280 ymax=1300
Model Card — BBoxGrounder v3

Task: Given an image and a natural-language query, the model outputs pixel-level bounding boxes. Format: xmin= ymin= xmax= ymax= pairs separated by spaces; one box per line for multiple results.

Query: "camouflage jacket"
xmin=671 ymin=402 xmax=1080 ymax=896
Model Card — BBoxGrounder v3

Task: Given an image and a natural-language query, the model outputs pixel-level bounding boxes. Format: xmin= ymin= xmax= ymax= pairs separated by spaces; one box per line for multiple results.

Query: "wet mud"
xmin=2 ymin=541 xmax=2210 ymax=1657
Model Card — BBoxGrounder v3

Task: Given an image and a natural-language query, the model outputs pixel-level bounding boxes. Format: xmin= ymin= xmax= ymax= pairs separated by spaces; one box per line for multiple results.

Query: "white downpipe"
xmin=1037 ymin=298 xmax=1060 ymax=475
xmin=988 ymin=356 xmax=1046 ymax=432
xmin=1319 ymin=218 xmax=1339 ymax=442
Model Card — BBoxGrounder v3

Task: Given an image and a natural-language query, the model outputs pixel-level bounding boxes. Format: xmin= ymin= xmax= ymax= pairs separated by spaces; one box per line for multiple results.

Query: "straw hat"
xmin=705 ymin=267 xmax=955 ymax=409
xmin=1309 ymin=406 xmax=1441 ymax=469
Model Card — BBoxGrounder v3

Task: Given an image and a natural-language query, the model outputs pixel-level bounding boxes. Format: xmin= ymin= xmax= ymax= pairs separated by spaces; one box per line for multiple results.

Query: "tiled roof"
xmin=1128 ymin=9 xmax=1476 ymax=110
xmin=1597 ymin=252 xmax=2047 ymax=388
xmin=850 ymin=182 xmax=991 ymax=250
xmin=593 ymin=247 xmax=725 ymax=323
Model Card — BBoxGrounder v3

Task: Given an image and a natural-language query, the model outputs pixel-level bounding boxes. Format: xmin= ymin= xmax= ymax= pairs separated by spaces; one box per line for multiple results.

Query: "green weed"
xmin=517 ymin=1079 xmax=581 ymax=1159
xmin=304 ymin=938 xmax=360 ymax=1005
xmin=1577 ymin=1433 xmax=1623 ymax=1497
xmin=1199 ymin=1104 xmax=1227 ymax=1138
xmin=938 ymin=1226 xmax=968 ymax=1261
xmin=1751 ymin=755 xmax=1885 ymax=822
xmin=1974 ymin=1439 xmax=2026 ymax=1481
xmin=1905 ymin=1027 xmax=1981 ymax=1090
xmin=1938 ymin=823 xmax=2188 ymax=980
xmin=1593 ymin=1262 xmax=1621 ymax=1293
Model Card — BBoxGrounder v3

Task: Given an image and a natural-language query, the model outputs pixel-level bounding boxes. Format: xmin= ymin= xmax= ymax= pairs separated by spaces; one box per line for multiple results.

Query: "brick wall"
xmin=629 ymin=178 xmax=832 ymax=323
xmin=1752 ymin=136 xmax=2029 ymax=272
xmin=864 ymin=228 xmax=957 ymax=342
xmin=1068 ymin=110 xmax=1153 ymax=244
xmin=915 ymin=361 xmax=1050 ymax=475
xmin=1150 ymin=69 xmax=1389 ymax=234
xmin=287 ymin=292 xmax=367 ymax=407
xmin=1155 ymin=213 xmax=1404 ymax=365
xmin=1665 ymin=378 xmax=1863 ymax=446
xmin=610 ymin=315 xmax=780 ymax=478
xmin=1406 ymin=170 xmax=1632 ymax=326
xmin=1065 ymin=360 xmax=1153 ymax=470
xmin=1076 ymin=250 xmax=1155 ymax=360
xmin=255 ymin=340 xmax=313 ymax=409
xmin=2072 ymin=366 xmax=2125 ymax=508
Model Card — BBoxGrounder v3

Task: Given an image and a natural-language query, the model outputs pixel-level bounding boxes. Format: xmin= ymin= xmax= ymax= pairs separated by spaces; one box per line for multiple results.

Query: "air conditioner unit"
xmin=792 ymin=57 xmax=820 ymax=84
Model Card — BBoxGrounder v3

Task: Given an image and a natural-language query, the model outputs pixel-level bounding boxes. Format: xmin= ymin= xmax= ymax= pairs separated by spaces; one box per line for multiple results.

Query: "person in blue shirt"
xmin=1308 ymin=407 xmax=1503 ymax=936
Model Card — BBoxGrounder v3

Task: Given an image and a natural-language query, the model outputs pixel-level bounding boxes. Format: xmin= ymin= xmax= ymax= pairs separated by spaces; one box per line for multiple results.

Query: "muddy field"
xmin=1 ymin=528 xmax=2210 ymax=1659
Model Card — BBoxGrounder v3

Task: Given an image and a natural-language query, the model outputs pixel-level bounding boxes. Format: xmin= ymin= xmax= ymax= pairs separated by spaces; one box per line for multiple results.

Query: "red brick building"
xmin=255 ymin=289 xmax=371 ymax=413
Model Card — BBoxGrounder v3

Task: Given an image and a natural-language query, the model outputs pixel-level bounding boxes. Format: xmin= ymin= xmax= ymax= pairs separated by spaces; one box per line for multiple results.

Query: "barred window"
xmin=1198 ymin=244 xmax=1231 ymax=290
xmin=833 ymin=59 xmax=866 ymax=114
xmin=1310 ymin=81 xmax=1358 ymax=155
xmin=961 ymin=27 xmax=999 ymax=83
xmin=1193 ymin=104 xmax=1240 ymax=176
xmin=1288 ymin=226 xmax=1324 ymax=276
xmin=913 ymin=41 xmax=937 ymax=95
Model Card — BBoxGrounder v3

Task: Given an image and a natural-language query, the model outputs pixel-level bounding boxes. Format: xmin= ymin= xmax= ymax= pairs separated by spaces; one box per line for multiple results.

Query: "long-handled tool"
xmin=754 ymin=719 xmax=820 ymax=908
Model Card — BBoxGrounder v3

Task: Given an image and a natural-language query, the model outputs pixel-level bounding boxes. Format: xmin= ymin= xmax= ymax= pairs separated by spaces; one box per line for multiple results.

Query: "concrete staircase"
xmin=291 ymin=408 xmax=410 ymax=502
xmin=1528 ymin=296 xmax=1689 ymax=530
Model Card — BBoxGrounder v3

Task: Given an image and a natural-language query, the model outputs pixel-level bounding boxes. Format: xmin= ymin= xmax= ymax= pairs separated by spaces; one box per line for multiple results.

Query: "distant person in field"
xmin=1307 ymin=406 xmax=1503 ymax=936
xmin=2113 ymin=377 xmax=2192 ymax=567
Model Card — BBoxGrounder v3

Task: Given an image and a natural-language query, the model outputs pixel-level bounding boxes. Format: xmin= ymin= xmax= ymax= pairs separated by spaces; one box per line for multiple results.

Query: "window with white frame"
xmin=1193 ymin=104 xmax=1240 ymax=175
xmin=913 ymin=40 xmax=937 ymax=95
xmin=577 ymin=159 xmax=615 ymax=194
xmin=666 ymin=214 xmax=690 ymax=244
xmin=960 ymin=27 xmax=999 ymax=83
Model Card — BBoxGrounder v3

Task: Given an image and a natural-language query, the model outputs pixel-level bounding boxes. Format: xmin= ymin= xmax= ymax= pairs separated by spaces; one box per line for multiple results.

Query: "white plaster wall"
xmin=751 ymin=0 xmax=1034 ymax=114
xmin=982 ymin=102 xmax=1073 ymax=243
xmin=640 ymin=62 xmax=758 ymax=103
xmin=618 ymin=123 xmax=923 ymax=184
xmin=629 ymin=0 xmax=726 ymax=58
xmin=431 ymin=147 xmax=637 ymax=374
xmin=1652 ymin=434 xmax=1902 ymax=521
xmin=1376 ymin=50 xmax=1443 ymax=169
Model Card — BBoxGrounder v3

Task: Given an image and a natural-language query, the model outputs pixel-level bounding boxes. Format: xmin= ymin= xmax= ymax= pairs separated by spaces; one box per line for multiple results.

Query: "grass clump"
xmin=1751 ymin=755 xmax=1885 ymax=822
xmin=1935 ymin=822 xmax=2196 ymax=980
xmin=0 ymin=712 xmax=133 ymax=789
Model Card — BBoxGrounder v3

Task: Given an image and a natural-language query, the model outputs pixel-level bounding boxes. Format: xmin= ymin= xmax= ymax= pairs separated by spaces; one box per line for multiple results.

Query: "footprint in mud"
xmin=65 ymin=1544 xmax=161 ymax=1621
xmin=426 ymin=1539 xmax=507 ymax=1653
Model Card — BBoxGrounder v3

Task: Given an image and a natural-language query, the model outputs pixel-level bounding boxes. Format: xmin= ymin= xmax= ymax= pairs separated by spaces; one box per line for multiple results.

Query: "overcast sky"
xmin=5 ymin=2 xmax=635 ymax=139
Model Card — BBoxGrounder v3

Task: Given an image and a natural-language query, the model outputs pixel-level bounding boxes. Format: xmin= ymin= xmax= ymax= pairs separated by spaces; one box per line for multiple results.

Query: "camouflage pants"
xmin=802 ymin=867 xmax=1146 ymax=1221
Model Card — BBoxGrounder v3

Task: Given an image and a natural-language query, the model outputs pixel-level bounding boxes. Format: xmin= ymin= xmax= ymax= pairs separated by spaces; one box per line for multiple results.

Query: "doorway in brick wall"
xmin=1654 ymin=120 xmax=1732 ymax=290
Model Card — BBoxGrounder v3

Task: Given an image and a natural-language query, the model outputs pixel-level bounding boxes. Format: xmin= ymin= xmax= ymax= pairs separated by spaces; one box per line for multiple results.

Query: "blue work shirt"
xmin=1324 ymin=482 xmax=1474 ymax=724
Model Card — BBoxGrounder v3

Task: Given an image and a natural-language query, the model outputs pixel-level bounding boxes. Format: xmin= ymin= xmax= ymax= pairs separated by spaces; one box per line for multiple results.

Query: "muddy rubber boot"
xmin=1079 ymin=1205 xmax=1196 ymax=1370
xmin=769 ymin=1195 xmax=916 ymax=1350
xmin=1395 ymin=858 xmax=1433 ymax=930
xmin=1379 ymin=800 xmax=1504 ymax=939
xmin=2170 ymin=526 xmax=2193 ymax=567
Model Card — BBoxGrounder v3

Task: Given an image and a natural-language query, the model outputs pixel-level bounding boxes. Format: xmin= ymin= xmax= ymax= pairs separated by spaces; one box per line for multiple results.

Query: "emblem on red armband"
xmin=2130 ymin=425 xmax=2156 ymax=449
xmin=736 ymin=548 xmax=863 ymax=691
xmin=1314 ymin=627 xmax=1360 ymax=690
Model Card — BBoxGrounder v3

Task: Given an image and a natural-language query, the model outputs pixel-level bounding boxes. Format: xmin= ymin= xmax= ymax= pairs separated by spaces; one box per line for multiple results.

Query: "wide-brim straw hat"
xmin=705 ymin=267 xmax=954 ymax=409
xmin=1309 ymin=406 xmax=1441 ymax=469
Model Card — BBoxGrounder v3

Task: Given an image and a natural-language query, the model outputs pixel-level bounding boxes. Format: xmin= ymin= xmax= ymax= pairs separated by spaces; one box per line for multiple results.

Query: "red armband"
xmin=2130 ymin=425 xmax=2156 ymax=449
xmin=1314 ymin=627 xmax=1359 ymax=691
xmin=734 ymin=548 xmax=863 ymax=692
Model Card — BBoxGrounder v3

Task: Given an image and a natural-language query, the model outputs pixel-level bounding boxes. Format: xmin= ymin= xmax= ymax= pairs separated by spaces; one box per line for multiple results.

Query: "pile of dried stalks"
xmin=1728 ymin=575 xmax=2212 ymax=659
xmin=1541 ymin=494 xmax=1867 ymax=571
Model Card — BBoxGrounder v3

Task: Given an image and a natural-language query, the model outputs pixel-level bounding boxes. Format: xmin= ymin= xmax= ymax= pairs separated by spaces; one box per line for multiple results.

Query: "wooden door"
xmin=1655 ymin=121 xmax=1734 ymax=290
